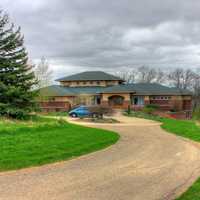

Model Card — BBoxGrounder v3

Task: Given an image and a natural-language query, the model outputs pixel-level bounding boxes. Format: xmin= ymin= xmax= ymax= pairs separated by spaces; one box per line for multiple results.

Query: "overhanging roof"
xmin=39 ymin=85 xmax=105 ymax=96
xmin=55 ymin=71 xmax=124 ymax=82
xmin=39 ymin=83 xmax=192 ymax=97
xmin=102 ymin=83 xmax=192 ymax=95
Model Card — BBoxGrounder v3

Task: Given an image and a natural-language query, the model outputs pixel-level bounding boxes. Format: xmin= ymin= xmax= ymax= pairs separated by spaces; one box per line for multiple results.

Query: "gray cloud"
xmin=1 ymin=0 xmax=200 ymax=78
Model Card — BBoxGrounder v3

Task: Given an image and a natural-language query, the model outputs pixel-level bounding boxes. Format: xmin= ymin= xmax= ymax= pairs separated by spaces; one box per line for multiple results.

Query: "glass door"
xmin=132 ymin=96 xmax=144 ymax=106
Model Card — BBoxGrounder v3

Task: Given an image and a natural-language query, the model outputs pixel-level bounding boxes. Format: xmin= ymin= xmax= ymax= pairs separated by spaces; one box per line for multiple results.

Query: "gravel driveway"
xmin=0 ymin=116 xmax=200 ymax=200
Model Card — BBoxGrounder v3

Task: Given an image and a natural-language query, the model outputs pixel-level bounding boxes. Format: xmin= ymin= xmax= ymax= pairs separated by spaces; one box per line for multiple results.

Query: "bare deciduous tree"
xmin=116 ymin=66 xmax=166 ymax=84
xmin=34 ymin=57 xmax=53 ymax=89
xmin=182 ymin=69 xmax=195 ymax=90
xmin=192 ymin=71 xmax=200 ymax=110
xmin=154 ymin=68 xmax=166 ymax=84
xmin=168 ymin=68 xmax=184 ymax=89
xmin=168 ymin=68 xmax=195 ymax=90
xmin=137 ymin=66 xmax=156 ymax=83
xmin=115 ymin=70 xmax=135 ymax=84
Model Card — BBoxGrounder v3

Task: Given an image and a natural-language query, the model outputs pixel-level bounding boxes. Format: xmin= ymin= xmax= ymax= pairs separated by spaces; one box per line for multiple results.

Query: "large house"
xmin=39 ymin=71 xmax=192 ymax=112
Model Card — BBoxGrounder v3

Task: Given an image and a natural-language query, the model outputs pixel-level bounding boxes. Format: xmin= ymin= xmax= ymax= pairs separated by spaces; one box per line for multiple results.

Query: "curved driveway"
xmin=1 ymin=116 xmax=200 ymax=200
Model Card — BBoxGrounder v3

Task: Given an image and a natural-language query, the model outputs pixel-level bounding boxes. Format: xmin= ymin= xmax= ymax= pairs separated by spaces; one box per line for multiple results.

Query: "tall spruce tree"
xmin=0 ymin=11 xmax=38 ymax=119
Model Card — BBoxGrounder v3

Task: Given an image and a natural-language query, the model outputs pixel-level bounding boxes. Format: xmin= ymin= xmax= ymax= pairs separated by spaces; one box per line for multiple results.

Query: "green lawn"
xmin=176 ymin=177 xmax=200 ymax=200
xmin=0 ymin=116 xmax=119 ymax=171
xmin=125 ymin=111 xmax=200 ymax=200
xmin=41 ymin=111 xmax=68 ymax=117
xmin=161 ymin=118 xmax=200 ymax=142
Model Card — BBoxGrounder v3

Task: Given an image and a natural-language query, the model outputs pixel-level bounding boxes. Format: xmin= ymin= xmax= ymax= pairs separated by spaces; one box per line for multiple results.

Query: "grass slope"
xmin=0 ymin=117 xmax=119 ymax=171
xmin=161 ymin=118 xmax=200 ymax=142
xmin=176 ymin=177 xmax=200 ymax=200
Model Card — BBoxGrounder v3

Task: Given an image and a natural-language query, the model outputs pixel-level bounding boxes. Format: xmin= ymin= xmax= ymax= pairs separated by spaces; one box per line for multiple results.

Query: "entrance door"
xmin=95 ymin=96 xmax=101 ymax=105
xmin=108 ymin=95 xmax=124 ymax=108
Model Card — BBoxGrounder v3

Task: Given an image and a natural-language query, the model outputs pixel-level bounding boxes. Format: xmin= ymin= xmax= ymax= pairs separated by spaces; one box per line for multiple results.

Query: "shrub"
xmin=142 ymin=107 xmax=155 ymax=114
xmin=88 ymin=105 xmax=114 ymax=118
xmin=145 ymin=104 xmax=160 ymax=109
xmin=142 ymin=104 xmax=159 ymax=114
xmin=57 ymin=118 xmax=67 ymax=125
xmin=124 ymin=111 xmax=163 ymax=122
xmin=0 ymin=105 xmax=30 ymax=120
xmin=127 ymin=105 xmax=131 ymax=115
xmin=193 ymin=107 xmax=200 ymax=120
xmin=169 ymin=109 xmax=176 ymax=113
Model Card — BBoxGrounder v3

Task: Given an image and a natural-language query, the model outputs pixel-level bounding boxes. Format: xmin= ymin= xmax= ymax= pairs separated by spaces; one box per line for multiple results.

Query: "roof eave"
xmin=56 ymin=79 xmax=124 ymax=82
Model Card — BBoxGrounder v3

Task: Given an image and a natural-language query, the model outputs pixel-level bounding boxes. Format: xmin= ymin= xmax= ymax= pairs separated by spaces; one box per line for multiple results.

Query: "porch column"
xmin=123 ymin=93 xmax=131 ymax=108
xmin=101 ymin=94 xmax=109 ymax=106
xmin=144 ymin=96 xmax=150 ymax=105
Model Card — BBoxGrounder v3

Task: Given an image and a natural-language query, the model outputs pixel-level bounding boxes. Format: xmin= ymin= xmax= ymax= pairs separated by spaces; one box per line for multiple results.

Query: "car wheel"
xmin=71 ymin=113 xmax=77 ymax=118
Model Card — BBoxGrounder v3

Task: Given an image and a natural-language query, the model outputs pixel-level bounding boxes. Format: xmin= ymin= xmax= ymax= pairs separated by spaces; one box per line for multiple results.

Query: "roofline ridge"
xmin=55 ymin=70 xmax=124 ymax=82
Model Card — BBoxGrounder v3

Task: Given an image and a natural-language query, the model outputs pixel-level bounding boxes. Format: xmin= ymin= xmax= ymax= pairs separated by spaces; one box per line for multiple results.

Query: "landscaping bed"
xmin=76 ymin=117 xmax=120 ymax=123
xmin=0 ymin=116 xmax=119 ymax=171
xmin=124 ymin=111 xmax=163 ymax=122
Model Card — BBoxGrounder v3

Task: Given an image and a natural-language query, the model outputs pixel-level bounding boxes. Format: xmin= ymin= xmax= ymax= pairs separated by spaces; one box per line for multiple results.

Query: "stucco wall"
xmin=39 ymin=93 xmax=192 ymax=112
xmin=102 ymin=93 xmax=131 ymax=101
xmin=60 ymin=80 xmax=120 ymax=87
xmin=61 ymin=81 xmax=106 ymax=87
xmin=53 ymin=96 xmax=74 ymax=103
xmin=101 ymin=94 xmax=192 ymax=111
xmin=53 ymin=95 xmax=97 ymax=106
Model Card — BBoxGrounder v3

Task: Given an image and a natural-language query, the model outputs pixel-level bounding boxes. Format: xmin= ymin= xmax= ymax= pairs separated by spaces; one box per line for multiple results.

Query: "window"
xmin=83 ymin=81 xmax=86 ymax=85
xmin=94 ymin=96 xmax=101 ymax=105
xmin=107 ymin=81 xmax=114 ymax=86
xmin=89 ymin=81 xmax=93 ymax=85
xmin=76 ymin=81 xmax=80 ymax=85
xmin=49 ymin=97 xmax=55 ymax=102
xmin=132 ymin=96 xmax=144 ymax=105
xmin=150 ymin=96 xmax=171 ymax=100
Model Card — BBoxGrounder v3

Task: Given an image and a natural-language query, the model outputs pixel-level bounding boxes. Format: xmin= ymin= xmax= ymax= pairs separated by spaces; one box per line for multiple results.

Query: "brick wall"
xmin=183 ymin=100 xmax=192 ymax=110
xmin=39 ymin=102 xmax=71 ymax=112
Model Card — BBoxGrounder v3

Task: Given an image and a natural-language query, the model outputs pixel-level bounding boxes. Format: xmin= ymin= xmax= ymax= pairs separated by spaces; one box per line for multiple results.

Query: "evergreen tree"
xmin=0 ymin=11 xmax=38 ymax=119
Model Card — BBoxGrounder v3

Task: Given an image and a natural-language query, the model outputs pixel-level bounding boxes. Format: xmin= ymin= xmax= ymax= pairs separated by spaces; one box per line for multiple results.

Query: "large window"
xmin=132 ymin=96 xmax=144 ymax=105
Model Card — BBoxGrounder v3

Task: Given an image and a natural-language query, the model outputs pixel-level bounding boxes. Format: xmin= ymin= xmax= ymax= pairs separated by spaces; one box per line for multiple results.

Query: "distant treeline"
xmin=116 ymin=66 xmax=200 ymax=110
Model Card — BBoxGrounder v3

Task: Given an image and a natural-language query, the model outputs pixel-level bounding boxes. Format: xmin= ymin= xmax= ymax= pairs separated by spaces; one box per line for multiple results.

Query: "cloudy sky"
xmin=1 ymin=0 xmax=200 ymax=78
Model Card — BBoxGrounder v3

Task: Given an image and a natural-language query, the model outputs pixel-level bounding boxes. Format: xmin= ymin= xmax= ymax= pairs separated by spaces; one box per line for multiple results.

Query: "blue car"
xmin=69 ymin=106 xmax=92 ymax=118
